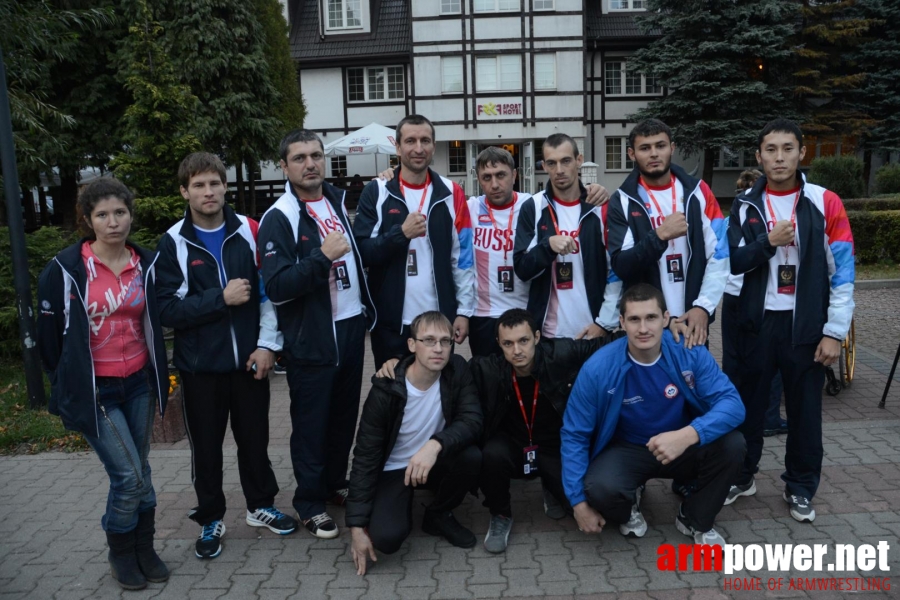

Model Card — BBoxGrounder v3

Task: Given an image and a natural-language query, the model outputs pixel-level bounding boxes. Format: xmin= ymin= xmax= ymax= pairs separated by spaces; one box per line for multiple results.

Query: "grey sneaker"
xmin=618 ymin=484 xmax=647 ymax=538
xmin=483 ymin=515 xmax=513 ymax=553
xmin=783 ymin=492 xmax=816 ymax=522
xmin=676 ymin=508 xmax=726 ymax=548
xmin=542 ymin=485 xmax=566 ymax=520
xmin=723 ymin=478 xmax=756 ymax=506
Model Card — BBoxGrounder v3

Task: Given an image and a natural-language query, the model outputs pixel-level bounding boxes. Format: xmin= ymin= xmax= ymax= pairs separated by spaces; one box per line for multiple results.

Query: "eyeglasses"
xmin=415 ymin=337 xmax=453 ymax=348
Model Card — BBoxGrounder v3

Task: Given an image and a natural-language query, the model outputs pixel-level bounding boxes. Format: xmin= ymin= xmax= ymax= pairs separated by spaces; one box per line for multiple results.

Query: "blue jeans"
xmin=84 ymin=367 xmax=157 ymax=533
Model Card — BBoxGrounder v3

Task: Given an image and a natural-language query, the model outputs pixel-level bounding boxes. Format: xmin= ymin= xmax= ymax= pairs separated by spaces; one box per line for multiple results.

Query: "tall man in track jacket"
xmin=562 ymin=284 xmax=745 ymax=548
xmin=155 ymin=153 xmax=296 ymax=560
xmin=724 ymin=119 xmax=855 ymax=523
xmin=353 ymin=114 xmax=475 ymax=367
xmin=606 ymin=119 xmax=728 ymax=349
xmin=514 ymin=134 xmax=620 ymax=339
xmin=258 ymin=129 xmax=376 ymax=539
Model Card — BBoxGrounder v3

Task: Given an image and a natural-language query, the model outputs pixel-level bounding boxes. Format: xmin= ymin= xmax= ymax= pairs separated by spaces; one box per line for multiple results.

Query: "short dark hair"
xmin=178 ymin=152 xmax=226 ymax=189
xmin=396 ymin=114 xmax=435 ymax=142
xmin=620 ymin=283 xmax=667 ymax=316
xmin=476 ymin=146 xmax=516 ymax=173
xmin=279 ymin=129 xmax=324 ymax=162
xmin=628 ymin=119 xmax=673 ymax=149
xmin=735 ymin=168 xmax=763 ymax=192
xmin=757 ymin=118 xmax=803 ymax=150
xmin=494 ymin=308 xmax=538 ymax=338
xmin=77 ymin=177 xmax=136 ymax=238
xmin=409 ymin=310 xmax=453 ymax=339
xmin=542 ymin=133 xmax=579 ymax=158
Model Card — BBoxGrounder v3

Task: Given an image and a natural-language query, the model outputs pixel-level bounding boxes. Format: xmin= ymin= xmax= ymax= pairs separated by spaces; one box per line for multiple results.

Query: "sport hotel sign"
xmin=476 ymin=100 xmax=523 ymax=119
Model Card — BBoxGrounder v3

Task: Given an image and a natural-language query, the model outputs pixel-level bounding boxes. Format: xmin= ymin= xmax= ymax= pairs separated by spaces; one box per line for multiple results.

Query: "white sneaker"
xmin=676 ymin=507 xmax=725 ymax=548
xmin=618 ymin=484 xmax=647 ymax=537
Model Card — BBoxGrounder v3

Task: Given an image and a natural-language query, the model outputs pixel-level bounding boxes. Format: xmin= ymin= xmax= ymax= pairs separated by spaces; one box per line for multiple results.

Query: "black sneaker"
xmin=195 ymin=521 xmax=225 ymax=559
xmin=327 ymin=488 xmax=349 ymax=507
xmin=272 ymin=363 xmax=287 ymax=375
xmin=246 ymin=506 xmax=297 ymax=535
xmin=783 ymin=492 xmax=816 ymax=522
xmin=422 ymin=510 xmax=476 ymax=548
xmin=542 ymin=485 xmax=566 ymax=520
xmin=671 ymin=479 xmax=698 ymax=498
xmin=302 ymin=512 xmax=339 ymax=539
xmin=723 ymin=478 xmax=756 ymax=506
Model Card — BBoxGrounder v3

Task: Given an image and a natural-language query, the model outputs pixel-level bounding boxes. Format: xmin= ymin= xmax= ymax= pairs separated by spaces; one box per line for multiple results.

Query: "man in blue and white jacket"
xmin=561 ymin=284 xmax=745 ymax=548
xmin=156 ymin=152 xmax=294 ymax=560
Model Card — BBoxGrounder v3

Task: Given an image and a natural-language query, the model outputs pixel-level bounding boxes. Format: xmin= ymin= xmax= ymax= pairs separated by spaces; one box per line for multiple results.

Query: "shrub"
xmin=846 ymin=210 xmax=900 ymax=264
xmin=842 ymin=195 xmax=900 ymax=212
xmin=808 ymin=156 xmax=865 ymax=199
xmin=875 ymin=163 xmax=900 ymax=195
xmin=131 ymin=195 xmax=186 ymax=249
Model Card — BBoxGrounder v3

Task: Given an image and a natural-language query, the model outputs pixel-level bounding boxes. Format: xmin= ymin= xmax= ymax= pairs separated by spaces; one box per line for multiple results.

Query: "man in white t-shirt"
xmin=259 ymin=129 xmax=376 ymax=540
xmin=514 ymin=134 xmax=620 ymax=340
xmin=346 ymin=311 xmax=483 ymax=575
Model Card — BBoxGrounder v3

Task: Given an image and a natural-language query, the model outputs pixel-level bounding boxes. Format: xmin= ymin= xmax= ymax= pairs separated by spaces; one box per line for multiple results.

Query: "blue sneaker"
xmin=246 ymin=506 xmax=297 ymax=535
xmin=195 ymin=521 xmax=225 ymax=559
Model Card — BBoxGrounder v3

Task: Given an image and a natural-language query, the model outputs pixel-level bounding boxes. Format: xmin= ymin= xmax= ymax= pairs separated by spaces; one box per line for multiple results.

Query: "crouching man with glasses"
xmin=346 ymin=311 xmax=483 ymax=575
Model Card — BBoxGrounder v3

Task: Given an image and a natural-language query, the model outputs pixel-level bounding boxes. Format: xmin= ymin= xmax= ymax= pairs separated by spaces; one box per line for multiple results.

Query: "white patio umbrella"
xmin=324 ymin=123 xmax=398 ymax=156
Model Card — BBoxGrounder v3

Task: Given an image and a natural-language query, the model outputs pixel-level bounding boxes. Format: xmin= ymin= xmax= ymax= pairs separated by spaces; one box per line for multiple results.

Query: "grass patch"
xmin=857 ymin=262 xmax=900 ymax=281
xmin=0 ymin=363 xmax=88 ymax=455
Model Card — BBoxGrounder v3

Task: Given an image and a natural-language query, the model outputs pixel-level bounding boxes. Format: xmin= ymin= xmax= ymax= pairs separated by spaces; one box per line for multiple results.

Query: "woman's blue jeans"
xmin=83 ymin=368 xmax=157 ymax=533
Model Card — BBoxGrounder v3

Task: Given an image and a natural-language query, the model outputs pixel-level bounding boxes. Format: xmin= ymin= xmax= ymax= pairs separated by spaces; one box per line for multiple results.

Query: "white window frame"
xmin=716 ymin=147 xmax=758 ymax=169
xmin=474 ymin=0 xmax=519 ymax=13
xmin=608 ymin=0 xmax=646 ymax=11
xmin=330 ymin=156 xmax=347 ymax=177
xmin=476 ymin=55 xmax=522 ymax=92
xmin=533 ymin=0 xmax=555 ymax=10
xmin=346 ymin=66 xmax=405 ymax=103
xmin=604 ymin=60 xmax=662 ymax=96
xmin=441 ymin=0 xmax=461 ymax=14
xmin=442 ymin=57 xmax=464 ymax=94
xmin=605 ymin=137 xmax=635 ymax=172
xmin=533 ymin=54 xmax=556 ymax=91
xmin=448 ymin=142 xmax=467 ymax=174
xmin=326 ymin=0 xmax=364 ymax=31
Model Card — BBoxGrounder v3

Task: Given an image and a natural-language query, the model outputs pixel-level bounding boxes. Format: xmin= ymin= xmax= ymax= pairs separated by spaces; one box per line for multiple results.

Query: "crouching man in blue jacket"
xmin=561 ymin=283 xmax=745 ymax=548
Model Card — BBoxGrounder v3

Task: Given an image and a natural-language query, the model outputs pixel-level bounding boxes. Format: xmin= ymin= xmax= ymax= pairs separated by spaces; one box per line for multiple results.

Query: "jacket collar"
xmin=56 ymin=238 xmax=154 ymax=273
xmin=738 ymin=172 xmax=807 ymax=212
xmin=371 ymin=353 xmax=457 ymax=398
xmin=386 ymin=167 xmax=452 ymax=205
xmin=542 ymin=181 xmax=594 ymax=220
xmin=178 ymin=203 xmax=243 ymax=243
xmin=619 ymin=163 xmax=700 ymax=202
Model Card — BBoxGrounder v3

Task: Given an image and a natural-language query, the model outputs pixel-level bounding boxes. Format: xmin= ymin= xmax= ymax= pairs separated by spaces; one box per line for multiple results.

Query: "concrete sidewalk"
xmin=1 ymin=288 xmax=899 ymax=599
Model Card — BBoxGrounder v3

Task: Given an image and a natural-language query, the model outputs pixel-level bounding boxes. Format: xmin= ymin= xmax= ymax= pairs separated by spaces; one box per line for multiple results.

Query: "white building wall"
xmin=300 ymin=69 xmax=346 ymax=130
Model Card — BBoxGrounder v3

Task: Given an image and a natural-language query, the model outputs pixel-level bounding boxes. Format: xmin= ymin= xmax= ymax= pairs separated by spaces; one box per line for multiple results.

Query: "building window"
xmin=534 ymin=0 xmax=554 ymax=9
xmin=604 ymin=60 xmax=661 ymax=96
xmin=534 ymin=54 xmax=556 ymax=90
xmin=609 ymin=0 xmax=645 ymax=10
xmin=331 ymin=156 xmax=347 ymax=178
xmin=474 ymin=0 xmax=518 ymax=13
xmin=476 ymin=55 xmax=521 ymax=92
xmin=347 ymin=66 xmax=404 ymax=102
xmin=327 ymin=0 xmax=362 ymax=29
xmin=449 ymin=141 xmax=466 ymax=174
xmin=716 ymin=146 xmax=758 ymax=169
xmin=441 ymin=0 xmax=461 ymax=13
xmin=605 ymin=137 xmax=634 ymax=171
xmin=442 ymin=57 xmax=463 ymax=94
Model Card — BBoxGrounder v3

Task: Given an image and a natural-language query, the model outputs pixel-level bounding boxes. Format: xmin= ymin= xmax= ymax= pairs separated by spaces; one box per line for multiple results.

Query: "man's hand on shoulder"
xmin=647 ymin=426 xmax=699 ymax=465
xmin=585 ymin=183 xmax=610 ymax=207
xmin=576 ymin=323 xmax=606 ymax=340
xmin=375 ymin=358 xmax=400 ymax=379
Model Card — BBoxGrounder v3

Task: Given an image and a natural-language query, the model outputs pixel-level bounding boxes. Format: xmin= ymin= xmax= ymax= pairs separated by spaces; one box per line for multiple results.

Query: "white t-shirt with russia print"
xmin=302 ymin=197 xmax=363 ymax=322
xmin=543 ymin=199 xmax=594 ymax=339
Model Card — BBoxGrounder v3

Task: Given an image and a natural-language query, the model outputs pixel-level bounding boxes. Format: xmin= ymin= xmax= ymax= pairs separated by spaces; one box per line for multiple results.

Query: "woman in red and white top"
xmin=37 ymin=178 xmax=169 ymax=590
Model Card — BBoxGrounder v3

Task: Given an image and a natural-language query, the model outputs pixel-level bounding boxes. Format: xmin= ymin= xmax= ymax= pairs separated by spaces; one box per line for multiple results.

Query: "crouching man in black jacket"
xmin=347 ymin=311 xmax=483 ymax=575
xmin=469 ymin=308 xmax=617 ymax=553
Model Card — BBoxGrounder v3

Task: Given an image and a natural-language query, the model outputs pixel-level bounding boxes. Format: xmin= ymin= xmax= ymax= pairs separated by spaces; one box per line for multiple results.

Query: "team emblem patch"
xmin=266 ymin=241 xmax=274 ymax=250
xmin=664 ymin=384 xmax=679 ymax=399
xmin=681 ymin=370 xmax=695 ymax=389
xmin=41 ymin=300 xmax=51 ymax=310
xmin=478 ymin=214 xmax=492 ymax=224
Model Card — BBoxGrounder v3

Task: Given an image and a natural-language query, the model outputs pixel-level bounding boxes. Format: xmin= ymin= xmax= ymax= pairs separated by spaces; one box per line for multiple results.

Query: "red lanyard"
xmin=486 ymin=193 xmax=517 ymax=262
xmin=512 ymin=374 xmax=540 ymax=445
xmin=304 ymin=198 xmax=339 ymax=239
xmin=400 ymin=172 xmax=432 ymax=216
xmin=548 ymin=199 xmax=581 ymax=242
xmin=764 ymin=187 xmax=800 ymax=264
xmin=639 ymin=177 xmax=677 ymax=249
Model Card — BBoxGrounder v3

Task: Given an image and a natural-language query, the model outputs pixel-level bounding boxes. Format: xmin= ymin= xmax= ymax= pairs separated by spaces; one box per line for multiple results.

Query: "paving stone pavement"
xmin=1 ymin=289 xmax=899 ymax=599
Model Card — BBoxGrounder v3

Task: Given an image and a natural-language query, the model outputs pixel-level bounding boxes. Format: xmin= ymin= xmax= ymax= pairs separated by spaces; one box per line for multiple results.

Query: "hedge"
xmin=875 ymin=163 xmax=900 ymax=195
xmin=841 ymin=195 xmax=900 ymax=212
xmin=808 ymin=156 xmax=866 ymax=200
xmin=847 ymin=210 xmax=900 ymax=264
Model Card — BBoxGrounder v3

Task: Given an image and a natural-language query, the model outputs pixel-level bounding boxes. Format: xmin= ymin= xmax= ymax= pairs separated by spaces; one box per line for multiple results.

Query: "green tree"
xmin=110 ymin=0 xmax=201 ymax=197
xmin=630 ymin=0 xmax=798 ymax=185
xmin=255 ymin=0 xmax=305 ymax=135
xmin=162 ymin=0 xmax=283 ymax=213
